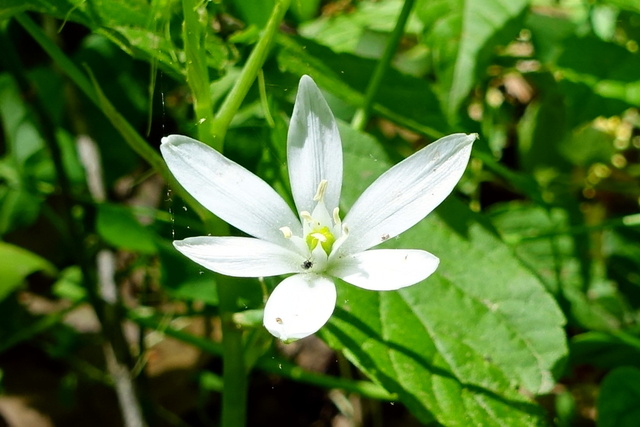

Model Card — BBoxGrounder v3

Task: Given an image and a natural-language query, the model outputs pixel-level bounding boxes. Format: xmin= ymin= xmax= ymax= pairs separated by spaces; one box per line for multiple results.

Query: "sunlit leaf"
xmin=416 ymin=0 xmax=529 ymax=123
xmin=0 ymin=242 xmax=56 ymax=301
xmin=597 ymin=366 xmax=640 ymax=427
xmin=96 ymin=203 xmax=158 ymax=254
xmin=322 ymin=124 xmax=566 ymax=425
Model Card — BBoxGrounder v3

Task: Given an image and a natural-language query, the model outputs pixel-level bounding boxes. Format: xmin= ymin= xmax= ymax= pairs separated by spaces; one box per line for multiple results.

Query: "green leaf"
xmin=600 ymin=0 xmax=640 ymax=14
xmin=322 ymin=124 xmax=566 ymax=425
xmin=571 ymin=331 xmax=640 ymax=370
xmin=290 ymin=0 xmax=321 ymax=22
xmin=277 ymin=36 xmax=448 ymax=137
xmin=553 ymin=36 xmax=640 ymax=125
xmin=157 ymin=240 xmax=218 ymax=305
xmin=597 ymin=366 xmax=640 ymax=427
xmin=229 ymin=0 xmax=276 ymax=28
xmin=0 ymin=182 xmax=41 ymax=235
xmin=96 ymin=203 xmax=158 ymax=254
xmin=52 ymin=266 xmax=87 ymax=302
xmin=516 ymin=72 xmax=569 ymax=173
xmin=0 ymin=0 xmax=28 ymax=19
xmin=299 ymin=0 xmax=423 ymax=54
xmin=416 ymin=0 xmax=529 ymax=122
xmin=0 ymin=242 xmax=56 ymax=301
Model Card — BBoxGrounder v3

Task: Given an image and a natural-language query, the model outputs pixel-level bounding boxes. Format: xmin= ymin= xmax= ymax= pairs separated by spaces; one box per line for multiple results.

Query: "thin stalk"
xmin=181 ymin=0 xmax=216 ymax=147
xmin=207 ymin=2 xmax=291 ymax=425
xmin=209 ymin=0 xmax=292 ymax=145
xmin=217 ymin=276 xmax=249 ymax=427
xmin=351 ymin=0 xmax=415 ymax=130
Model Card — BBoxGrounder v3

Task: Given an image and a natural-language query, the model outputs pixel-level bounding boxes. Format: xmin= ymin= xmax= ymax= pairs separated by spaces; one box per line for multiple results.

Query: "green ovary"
xmin=306 ymin=226 xmax=335 ymax=254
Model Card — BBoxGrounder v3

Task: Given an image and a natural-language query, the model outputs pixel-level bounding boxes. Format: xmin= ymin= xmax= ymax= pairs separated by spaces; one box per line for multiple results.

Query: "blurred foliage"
xmin=0 ymin=0 xmax=639 ymax=426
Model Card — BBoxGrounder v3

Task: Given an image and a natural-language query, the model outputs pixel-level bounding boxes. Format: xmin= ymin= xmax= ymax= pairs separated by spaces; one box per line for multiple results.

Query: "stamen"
xmin=313 ymin=180 xmax=328 ymax=201
xmin=279 ymin=226 xmax=292 ymax=238
xmin=332 ymin=207 xmax=341 ymax=225
xmin=300 ymin=211 xmax=312 ymax=223
xmin=310 ymin=232 xmax=327 ymax=242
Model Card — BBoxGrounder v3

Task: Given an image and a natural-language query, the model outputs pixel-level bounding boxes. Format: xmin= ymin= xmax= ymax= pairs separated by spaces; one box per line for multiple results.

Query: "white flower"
xmin=161 ymin=75 xmax=476 ymax=341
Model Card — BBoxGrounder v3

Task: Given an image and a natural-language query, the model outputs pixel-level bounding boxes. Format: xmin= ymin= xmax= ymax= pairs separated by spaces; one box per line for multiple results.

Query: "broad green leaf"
xmin=516 ymin=84 xmax=569 ymax=173
xmin=489 ymin=203 xmax=634 ymax=332
xmin=229 ymin=0 xmax=275 ymax=28
xmin=322 ymin=124 xmax=566 ymax=425
xmin=601 ymin=0 xmax=640 ymax=14
xmin=552 ymin=36 xmax=640 ymax=125
xmin=0 ymin=0 xmax=28 ymax=19
xmin=0 ymin=74 xmax=47 ymax=170
xmin=0 ymin=242 xmax=56 ymax=301
xmin=157 ymin=240 xmax=218 ymax=305
xmin=488 ymin=203 xmax=573 ymax=296
xmin=416 ymin=0 xmax=529 ymax=123
xmin=96 ymin=203 xmax=158 ymax=254
xmin=604 ymin=229 xmax=640 ymax=308
xmin=277 ymin=36 xmax=448 ymax=137
xmin=0 ymin=182 xmax=41 ymax=235
xmin=597 ymin=366 xmax=640 ymax=427
xmin=525 ymin=12 xmax=577 ymax=64
xmin=290 ymin=0 xmax=321 ymax=22
xmin=299 ymin=0 xmax=423 ymax=54
xmin=560 ymin=124 xmax=616 ymax=167
xmin=52 ymin=266 xmax=87 ymax=302
xmin=571 ymin=331 xmax=640 ymax=370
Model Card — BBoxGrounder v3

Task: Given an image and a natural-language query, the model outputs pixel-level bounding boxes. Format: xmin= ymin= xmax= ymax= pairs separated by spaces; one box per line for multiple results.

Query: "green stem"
xmin=351 ymin=0 xmax=415 ymax=130
xmin=207 ymin=3 xmax=291 ymax=424
xmin=181 ymin=0 xmax=216 ymax=148
xmin=209 ymin=0 xmax=292 ymax=144
xmin=217 ymin=276 xmax=249 ymax=427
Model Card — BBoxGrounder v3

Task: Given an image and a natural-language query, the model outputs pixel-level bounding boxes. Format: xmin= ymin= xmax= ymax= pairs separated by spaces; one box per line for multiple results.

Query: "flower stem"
xmin=181 ymin=0 xmax=216 ymax=148
xmin=209 ymin=0 xmax=292 ymax=145
xmin=351 ymin=0 xmax=415 ymax=131
xmin=182 ymin=2 xmax=292 ymax=423
xmin=217 ymin=276 xmax=249 ymax=427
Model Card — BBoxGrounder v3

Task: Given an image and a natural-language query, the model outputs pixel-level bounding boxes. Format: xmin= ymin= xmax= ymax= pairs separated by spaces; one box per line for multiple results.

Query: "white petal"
xmin=340 ymin=133 xmax=476 ymax=254
xmin=288 ymin=75 xmax=343 ymax=214
xmin=174 ymin=236 xmax=306 ymax=277
xmin=263 ymin=274 xmax=336 ymax=341
xmin=329 ymin=249 xmax=439 ymax=291
xmin=161 ymin=135 xmax=301 ymax=245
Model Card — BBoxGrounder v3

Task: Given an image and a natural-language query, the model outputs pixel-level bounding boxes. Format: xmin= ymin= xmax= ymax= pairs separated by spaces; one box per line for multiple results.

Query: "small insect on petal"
xmin=302 ymin=260 xmax=313 ymax=269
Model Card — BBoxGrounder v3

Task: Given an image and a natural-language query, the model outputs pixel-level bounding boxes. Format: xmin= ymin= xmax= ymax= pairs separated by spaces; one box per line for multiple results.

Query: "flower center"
xmin=300 ymin=180 xmax=338 ymax=256
xmin=306 ymin=225 xmax=336 ymax=253
xmin=280 ymin=180 xmax=349 ymax=268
